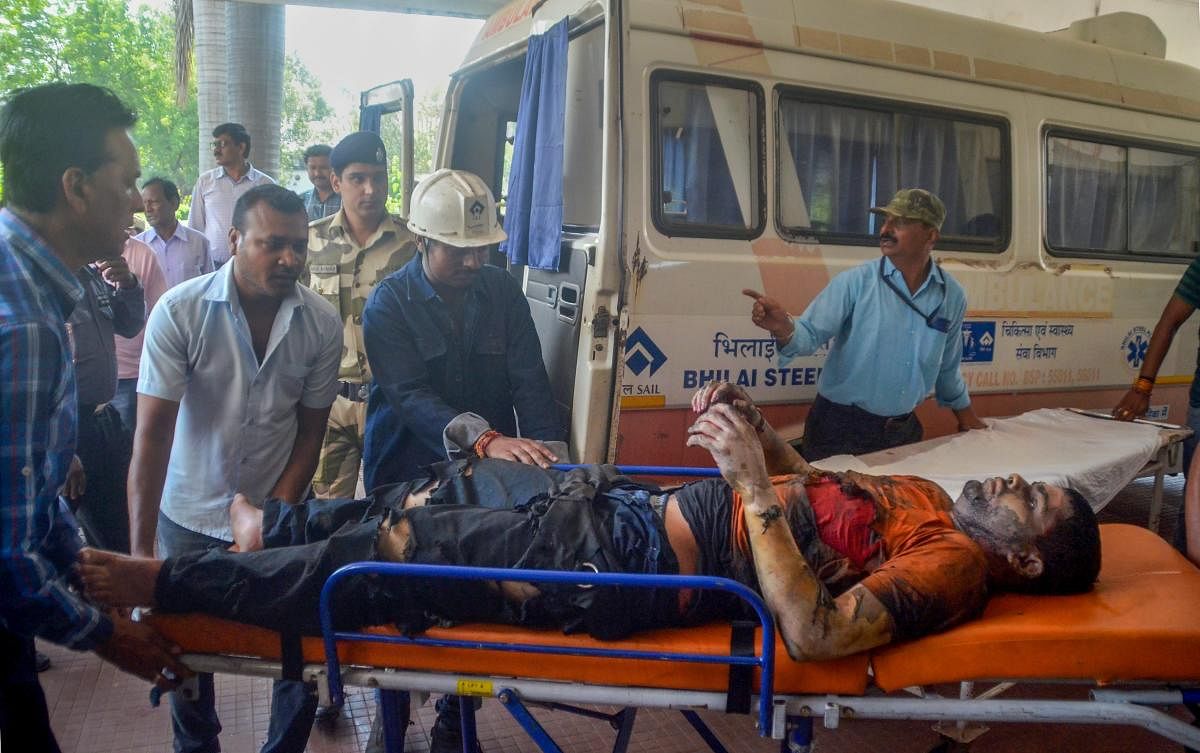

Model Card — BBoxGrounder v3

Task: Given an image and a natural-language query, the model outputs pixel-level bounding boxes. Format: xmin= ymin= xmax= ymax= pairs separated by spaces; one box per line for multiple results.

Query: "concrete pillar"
xmin=226 ymin=1 xmax=284 ymax=179
xmin=192 ymin=0 xmax=228 ymax=178
xmin=190 ymin=0 xmax=284 ymax=182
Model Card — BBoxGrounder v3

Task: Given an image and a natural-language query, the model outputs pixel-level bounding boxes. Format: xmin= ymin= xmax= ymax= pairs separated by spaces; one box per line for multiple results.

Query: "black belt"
xmin=338 ymin=381 xmax=369 ymax=403
xmin=814 ymin=394 xmax=913 ymax=427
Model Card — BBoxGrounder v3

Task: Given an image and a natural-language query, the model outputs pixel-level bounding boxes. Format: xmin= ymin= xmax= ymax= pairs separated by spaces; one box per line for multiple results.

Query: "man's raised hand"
xmin=686 ymin=403 xmax=771 ymax=496
xmin=96 ymin=256 xmax=136 ymax=289
xmin=691 ymin=382 xmax=764 ymax=432
xmin=743 ymin=289 xmax=794 ymax=344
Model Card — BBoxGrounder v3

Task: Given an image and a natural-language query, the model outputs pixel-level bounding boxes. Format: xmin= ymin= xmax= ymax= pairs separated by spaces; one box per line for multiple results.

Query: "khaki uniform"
xmin=305 ymin=210 xmax=417 ymax=497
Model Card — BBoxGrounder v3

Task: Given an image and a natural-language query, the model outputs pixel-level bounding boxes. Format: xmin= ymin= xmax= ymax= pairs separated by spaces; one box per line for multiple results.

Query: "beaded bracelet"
xmin=474 ymin=430 xmax=501 ymax=458
xmin=1132 ymin=376 xmax=1154 ymax=396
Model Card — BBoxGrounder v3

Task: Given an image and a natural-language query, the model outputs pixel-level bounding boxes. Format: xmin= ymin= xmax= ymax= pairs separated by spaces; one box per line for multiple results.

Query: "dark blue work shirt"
xmin=362 ymin=255 xmax=565 ymax=488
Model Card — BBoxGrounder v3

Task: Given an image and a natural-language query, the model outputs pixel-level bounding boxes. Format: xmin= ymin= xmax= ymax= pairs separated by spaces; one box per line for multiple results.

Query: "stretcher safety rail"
xmin=318 ymin=562 xmax=779 ymax=736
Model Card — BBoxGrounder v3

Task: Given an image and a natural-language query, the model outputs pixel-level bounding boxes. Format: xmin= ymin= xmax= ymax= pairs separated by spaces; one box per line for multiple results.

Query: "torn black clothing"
xmin=155 ymin=460 xmax=679 ymax=640
xmin=258 ymin=459 xmax=648 ymax=548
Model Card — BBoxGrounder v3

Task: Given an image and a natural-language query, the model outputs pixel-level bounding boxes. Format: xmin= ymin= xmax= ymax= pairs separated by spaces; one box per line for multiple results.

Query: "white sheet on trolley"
xmin=812 ymin=408 xmax=1184 ymax=510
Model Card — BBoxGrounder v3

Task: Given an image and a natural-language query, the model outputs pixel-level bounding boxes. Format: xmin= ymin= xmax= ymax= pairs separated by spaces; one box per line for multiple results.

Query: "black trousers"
xmin=156 ymin=488 xmax=679 ymax=640
xmin=799 ymin=393 xmax=923 ymax=461
xmin=73 ymin=403 xmax=131 ymax=553
xmin=0 ymin=627 xmax=61 ymax=753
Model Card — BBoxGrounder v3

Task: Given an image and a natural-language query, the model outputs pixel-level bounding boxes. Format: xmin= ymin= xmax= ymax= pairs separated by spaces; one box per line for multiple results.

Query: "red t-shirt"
xmin=712 ymin=471 xmax=989 ymax=641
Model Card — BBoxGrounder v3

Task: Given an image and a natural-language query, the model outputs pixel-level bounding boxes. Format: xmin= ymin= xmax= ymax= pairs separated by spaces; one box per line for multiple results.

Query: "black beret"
xmin=330 ymin=131 xmax=387 ymax=173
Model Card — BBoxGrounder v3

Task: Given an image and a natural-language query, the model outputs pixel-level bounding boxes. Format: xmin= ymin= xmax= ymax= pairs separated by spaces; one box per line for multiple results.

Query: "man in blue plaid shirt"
xmin=0 ymin=83 xmax=188 ymax=751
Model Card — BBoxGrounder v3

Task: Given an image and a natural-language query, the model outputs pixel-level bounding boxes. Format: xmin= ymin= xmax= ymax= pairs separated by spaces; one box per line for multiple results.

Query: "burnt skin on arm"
xmin=690 ymin=382 xmax=813 ymax=476
xmin=686 ymin=403 xmax=894 ymax=661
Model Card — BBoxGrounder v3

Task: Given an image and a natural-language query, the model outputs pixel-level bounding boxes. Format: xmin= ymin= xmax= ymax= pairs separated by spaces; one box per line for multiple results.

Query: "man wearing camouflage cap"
xmin=305 ymin=131 xmax=417 ymax=498
xmin=745 ymin=188 xmax=986 ymax=460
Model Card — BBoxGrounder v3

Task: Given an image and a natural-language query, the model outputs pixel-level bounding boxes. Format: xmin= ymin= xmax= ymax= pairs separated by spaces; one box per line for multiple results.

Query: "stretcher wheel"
xmin=927 ymin=739 xmax=971 ymax=753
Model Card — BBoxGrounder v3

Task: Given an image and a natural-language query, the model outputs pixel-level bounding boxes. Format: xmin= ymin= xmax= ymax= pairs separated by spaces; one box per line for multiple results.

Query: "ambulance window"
xmin=651 ymin=73 xmax=764 ymax=238
xmin=776 ymin=89 xmax=1008 ymax=251
xmin=1046 ymin=132 xmax=1200 ymax=259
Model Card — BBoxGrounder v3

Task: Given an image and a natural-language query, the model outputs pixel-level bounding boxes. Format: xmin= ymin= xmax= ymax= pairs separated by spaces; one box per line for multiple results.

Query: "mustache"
xmin=879 ymin=232 xmax=897 ymax=243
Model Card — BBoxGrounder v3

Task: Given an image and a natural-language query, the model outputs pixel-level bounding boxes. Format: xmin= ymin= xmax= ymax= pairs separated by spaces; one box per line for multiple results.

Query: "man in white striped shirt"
xmin=187 ymin=122 xmax=274 ymax=267
xmin=137 ymin=177 xmax=213 ymax=288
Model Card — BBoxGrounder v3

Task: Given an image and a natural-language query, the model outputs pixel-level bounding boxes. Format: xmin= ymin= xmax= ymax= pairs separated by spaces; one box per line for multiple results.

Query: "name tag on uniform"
xmin=310 ymin=264 xmax=338 ymax=275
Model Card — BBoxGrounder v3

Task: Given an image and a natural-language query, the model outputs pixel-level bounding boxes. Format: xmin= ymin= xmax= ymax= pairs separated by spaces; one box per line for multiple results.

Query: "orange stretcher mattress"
xmin=871 ymin=523 xmax=1200 ymax=691
xmin=150 ymin=615 xmax=869 ymax=696
xmin=148 ymin=523 xmax=1200 ymax=699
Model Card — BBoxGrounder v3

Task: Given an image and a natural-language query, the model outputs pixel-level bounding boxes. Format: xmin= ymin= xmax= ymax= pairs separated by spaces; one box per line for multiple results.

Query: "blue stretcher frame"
xmin=318 ymin=565 xmax=778 ymax=732
xmin=316 ymin=463 xmax=785 ymax=752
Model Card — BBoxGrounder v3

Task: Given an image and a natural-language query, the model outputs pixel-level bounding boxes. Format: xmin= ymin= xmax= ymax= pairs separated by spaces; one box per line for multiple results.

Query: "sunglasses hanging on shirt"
xmin=878 ymin=257 xmax=951 ymax=333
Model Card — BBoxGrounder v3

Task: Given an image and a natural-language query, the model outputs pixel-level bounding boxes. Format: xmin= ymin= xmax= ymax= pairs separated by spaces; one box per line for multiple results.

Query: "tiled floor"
xmin=37 ymin=475 xmax=1192 ymax=753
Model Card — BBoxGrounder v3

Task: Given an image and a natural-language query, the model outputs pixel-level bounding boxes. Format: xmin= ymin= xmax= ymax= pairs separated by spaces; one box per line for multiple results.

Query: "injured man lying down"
xmin=78 ymin=383 xmax=1101 ymax=662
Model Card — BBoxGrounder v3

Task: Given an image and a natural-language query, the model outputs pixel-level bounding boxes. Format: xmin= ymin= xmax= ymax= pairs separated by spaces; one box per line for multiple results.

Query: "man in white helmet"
xmin=362 ymin=168 xmax=566 ymax=490
xmin=361 ymin=167 xmax=566 ymax=752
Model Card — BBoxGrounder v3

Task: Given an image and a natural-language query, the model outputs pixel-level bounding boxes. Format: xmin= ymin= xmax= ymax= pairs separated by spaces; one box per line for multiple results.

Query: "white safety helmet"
xmin=407 ymin=168 xmax=507 ymax=248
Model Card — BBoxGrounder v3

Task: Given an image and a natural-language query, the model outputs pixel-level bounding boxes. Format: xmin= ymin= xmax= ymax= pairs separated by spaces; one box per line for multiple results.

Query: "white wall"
xmin=910 ymin=0 xmax=1200 ymax=69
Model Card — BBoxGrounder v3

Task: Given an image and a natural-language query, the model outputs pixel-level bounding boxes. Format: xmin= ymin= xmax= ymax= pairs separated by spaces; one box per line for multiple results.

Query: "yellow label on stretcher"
xmin=455 ymin=679 xmax=494 ymax=697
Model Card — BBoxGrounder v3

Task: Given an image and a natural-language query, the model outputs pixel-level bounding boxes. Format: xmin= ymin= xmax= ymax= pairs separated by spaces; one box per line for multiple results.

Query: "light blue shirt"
xmin=780 ymin=257 xmax=971 ymax=417
xmin=138 ymin=262 xmax=342 ymax=541
xmin=187 ymin=164 xmax=276 ymax=265
xmin=136 ymin=222 xmax=213 ymax=289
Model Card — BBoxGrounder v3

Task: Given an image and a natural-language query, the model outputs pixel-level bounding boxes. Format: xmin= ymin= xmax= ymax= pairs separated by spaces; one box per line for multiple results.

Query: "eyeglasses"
xmin=211 ymin=140 xmax=236 ymax=150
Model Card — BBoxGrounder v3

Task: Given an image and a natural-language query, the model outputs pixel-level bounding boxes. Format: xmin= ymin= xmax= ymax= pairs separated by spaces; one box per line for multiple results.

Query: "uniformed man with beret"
xmin=305 ymin=132 xmax=417 ymax=498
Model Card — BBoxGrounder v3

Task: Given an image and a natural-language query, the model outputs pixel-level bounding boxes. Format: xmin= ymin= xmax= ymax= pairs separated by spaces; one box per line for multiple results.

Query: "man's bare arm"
xmin=738 ymin=488 xmax=894 ymax=660
xmin=1186 ymin=446 xmax=1200 ymax=568
xmin=755 ymin=415 xmax=814 ymax=476
xmin=687 ymin=404 xmax=894 ymax=660
xmin=690 ymin=382 xmax=812 ymax=475
xmin=268 ymin=403 xmax=332 ymax=504
xmin=1114 ymin=295 xmax=1195 ymax=420
xmin=127 ymin=395 xmax=180 ymax=557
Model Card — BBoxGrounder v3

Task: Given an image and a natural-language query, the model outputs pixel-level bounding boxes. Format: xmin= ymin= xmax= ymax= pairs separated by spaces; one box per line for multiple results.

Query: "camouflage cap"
xmin=869 ymin=188 xmax=946 ymax=230
xmin=330 ymin=131 xmax=387 ymax=173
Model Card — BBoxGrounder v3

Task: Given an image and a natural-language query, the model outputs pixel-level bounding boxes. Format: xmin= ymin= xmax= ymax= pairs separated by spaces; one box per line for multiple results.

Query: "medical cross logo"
xmin=624 ymin=327 xmax=668 ymax=376
xmin=1122 ymin=326 xmax=1151 ymax=369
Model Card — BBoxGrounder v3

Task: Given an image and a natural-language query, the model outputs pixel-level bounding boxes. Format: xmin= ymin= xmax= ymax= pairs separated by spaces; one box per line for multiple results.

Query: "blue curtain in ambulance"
xmin=501 ymin=18 xmax=568 ymax=270
xmin=779 ymin=101 xmax=1004 ymax=240
xmin=660 ymin=85 xmax=745 ymax=227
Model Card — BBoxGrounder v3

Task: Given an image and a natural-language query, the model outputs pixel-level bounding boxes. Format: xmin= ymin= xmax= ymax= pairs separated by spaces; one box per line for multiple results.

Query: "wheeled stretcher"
xmin=147 ymin=512 xmax=1200 ymax=751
